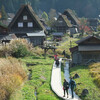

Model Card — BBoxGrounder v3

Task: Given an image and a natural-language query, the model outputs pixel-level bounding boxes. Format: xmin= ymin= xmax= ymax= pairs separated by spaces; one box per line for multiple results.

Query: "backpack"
xmin=65 ymin=81 xmax=69 ymax=88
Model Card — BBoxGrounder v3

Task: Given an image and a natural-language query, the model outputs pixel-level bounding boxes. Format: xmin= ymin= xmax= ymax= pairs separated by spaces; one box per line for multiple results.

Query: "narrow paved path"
xmin=51 ymin=58 xmax=80 ymax=100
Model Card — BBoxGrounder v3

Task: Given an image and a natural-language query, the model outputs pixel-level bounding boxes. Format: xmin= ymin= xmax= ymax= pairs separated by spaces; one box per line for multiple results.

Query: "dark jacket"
xmin=63 ymin=81 xmax=69 ymax=89
xmin=56 ymin=59 xmax=59 ymax=66
xmin=69 ymin=79 xmax=76 ymax=89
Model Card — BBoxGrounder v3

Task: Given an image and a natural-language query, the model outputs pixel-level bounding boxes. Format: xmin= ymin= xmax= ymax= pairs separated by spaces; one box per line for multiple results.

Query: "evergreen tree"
xmin=41 ymin=12 xmax=48 ymax=21
xmin=1 ymin=5 xmax=7 ymax=20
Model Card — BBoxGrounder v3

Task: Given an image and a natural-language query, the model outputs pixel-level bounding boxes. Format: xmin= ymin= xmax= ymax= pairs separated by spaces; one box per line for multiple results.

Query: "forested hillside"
xmin=0 ymin=0 xmax=100 ymax=18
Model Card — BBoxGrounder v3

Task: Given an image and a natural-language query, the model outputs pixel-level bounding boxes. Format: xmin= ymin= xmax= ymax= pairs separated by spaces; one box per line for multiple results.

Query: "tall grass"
xmin=89 ymin=63 xmax=100 ymax=87
xmin=0 ymin=57 xmax=27 ymax=100
xmin=57 ymin=37 xmax=79 ymax=57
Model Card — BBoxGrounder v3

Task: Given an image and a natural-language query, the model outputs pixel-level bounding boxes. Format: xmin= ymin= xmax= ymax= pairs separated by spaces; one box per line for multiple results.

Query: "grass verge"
xmin=69 ymin=65 xmax=100 ymax=100
xmin=11 ymin=56 xmax=61 ymax=100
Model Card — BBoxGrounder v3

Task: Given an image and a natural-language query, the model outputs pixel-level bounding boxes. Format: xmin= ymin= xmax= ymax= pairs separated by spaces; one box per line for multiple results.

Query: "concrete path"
xmin=51 ymin=58 xmax=80 ymax=100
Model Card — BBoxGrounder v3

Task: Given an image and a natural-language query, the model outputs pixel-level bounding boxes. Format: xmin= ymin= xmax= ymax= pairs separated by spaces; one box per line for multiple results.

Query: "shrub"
xmin=10 ymin=38 xmax=33 ymax=58
xmin=11 ymin=44 xmax=29 ymax=58
xmin=32 ymin=46 xmax=44 ymax=56
xmin=0 ymin=38 xmax=33 ymax=58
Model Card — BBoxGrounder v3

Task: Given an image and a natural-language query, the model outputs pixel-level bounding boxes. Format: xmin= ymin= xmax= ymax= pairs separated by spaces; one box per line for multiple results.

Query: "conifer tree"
xmin=1 ymin=5 xmax=7 ymax=20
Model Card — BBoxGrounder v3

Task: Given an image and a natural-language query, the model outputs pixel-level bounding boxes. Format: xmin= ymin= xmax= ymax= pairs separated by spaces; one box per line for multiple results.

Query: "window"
xmin=18 ymin=22 xmax=23 ymax=27
xmin=23 ymin=15 xmax=27 ymax=20
xmin=59 ymin=20 xmax=63 ymax=23
xmin=27 ymin=22 xmax=33 ymax=27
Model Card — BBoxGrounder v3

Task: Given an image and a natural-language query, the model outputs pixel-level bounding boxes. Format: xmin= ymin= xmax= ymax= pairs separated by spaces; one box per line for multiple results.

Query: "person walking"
xmin=54 ymin=53 xmax=58 ymax=61
xmin=63 ymin=79 xmax=69 ymax=98
xmin=62 ymin=50 xmax=66 ymax=57
xmin=55 ymin=58 xmax=59 ymax=67
xmin=69 ymin=77 xmax=76 ymax=99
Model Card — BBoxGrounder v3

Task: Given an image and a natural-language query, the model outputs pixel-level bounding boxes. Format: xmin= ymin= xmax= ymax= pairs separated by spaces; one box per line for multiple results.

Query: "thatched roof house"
xmin=8 ymin=5 xmax=46 ymax=46
xmin=0 ymin=23 xmax=8 ymax=40
xmin=87 ymin=18 xmax=99 ymax=31
xmin=54 ymin=15 xmax=72 ymax=33
xmin=63 ymin=9 xmax=80 ymax=26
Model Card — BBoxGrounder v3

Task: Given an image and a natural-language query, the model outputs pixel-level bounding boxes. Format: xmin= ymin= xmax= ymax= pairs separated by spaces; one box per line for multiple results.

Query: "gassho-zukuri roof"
xmin=8 ymin=5 xmax=47 ymax=34
xmin=63 ymin=9 xmax=80 ymax=25
xmin=61 ymin=15 xmax=72 ymax=27
xmin=56 ymin=15 xmax=72 ymax=28
xmin=27 ymin=30 xmax=45 ymax=37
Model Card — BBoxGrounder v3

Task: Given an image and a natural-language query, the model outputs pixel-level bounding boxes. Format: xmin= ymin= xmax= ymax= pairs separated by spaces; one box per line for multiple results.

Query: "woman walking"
xmin=63 ymin=79 xmax=69 ymax=98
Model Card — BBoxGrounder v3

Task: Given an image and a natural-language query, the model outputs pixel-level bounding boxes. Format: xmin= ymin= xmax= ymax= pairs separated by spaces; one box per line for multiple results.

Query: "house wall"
xmin=72 ymin=51 xmax=100 ymax=65
xmin=72 ymin=51 xmax=82 ymax=64
xmin=80 ymin=51 xmax=100 ymax=64
xmin=72 ymin=36 xmax=100 ymax=65
xmin=55 ymin=16 xmax=68 ymax=33
xmin=29 ymin=36 xmax=44 ymax=46
xmin=0 ymin=26 xmax=8 ymax=34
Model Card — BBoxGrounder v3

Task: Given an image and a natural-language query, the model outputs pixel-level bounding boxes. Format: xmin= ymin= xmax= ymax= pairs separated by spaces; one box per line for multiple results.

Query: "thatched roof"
xmin=61 ymin=15 xmax=72 ymax=27
xmin=56 ymin=15 xmax=72 ymax=27
xmin=76 ymin=35 xmax=100 ymax=44
xmin=8 ymin=5 xmax=47 ymax=34
xmin=63 ymin=9 xmax=80 ymax=25
xmin=7 ymin=13 xmax=15 ymax=19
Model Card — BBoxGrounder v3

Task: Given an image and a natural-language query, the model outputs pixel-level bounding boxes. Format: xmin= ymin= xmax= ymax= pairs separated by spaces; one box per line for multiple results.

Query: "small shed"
xmin=1 ymin=34 xmax=17 ymax=45
xmin=70 ymin=35 xmax=100 ymax=65
xmin=26 ymin=30 xmax=45 ymax=46
xmin=52 ymin=32 xmax=64 ymax=41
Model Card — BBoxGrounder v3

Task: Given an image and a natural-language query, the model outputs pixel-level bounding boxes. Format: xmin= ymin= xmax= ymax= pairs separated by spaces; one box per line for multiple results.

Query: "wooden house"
xmin=0 ymin=24 xmax=8 ymax=40
xmin=0 ymin=24 xmax=16 ymax=44
xmin=1 ymin=34 xmax=17 ymax=45
xmin=87 ymin=18 xmax=99 ymax=31
xmin=40 ymin=18 xmax=51 ymax=34
xmin=70 ymin=35 xmax=100 ymax=65
xmin=54 ymin=15 xmax=72 ymax=33
xmin=8 ymin=5 xmax=46 ymax=46
xmin=63 ymin=9 xmax=80 ymax=34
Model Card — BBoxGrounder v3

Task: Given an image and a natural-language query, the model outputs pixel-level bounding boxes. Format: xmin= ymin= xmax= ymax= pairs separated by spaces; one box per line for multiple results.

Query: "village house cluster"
xmin=0 ymin=4 xmax=100 ymax=65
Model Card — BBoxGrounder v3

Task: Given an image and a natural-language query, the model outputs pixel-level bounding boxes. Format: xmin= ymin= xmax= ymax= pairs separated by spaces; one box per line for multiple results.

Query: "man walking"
xmin=62 ymin=50 xmax=66 ymax=57
xmin=69 ymin=77 xmax=76 ymax=98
